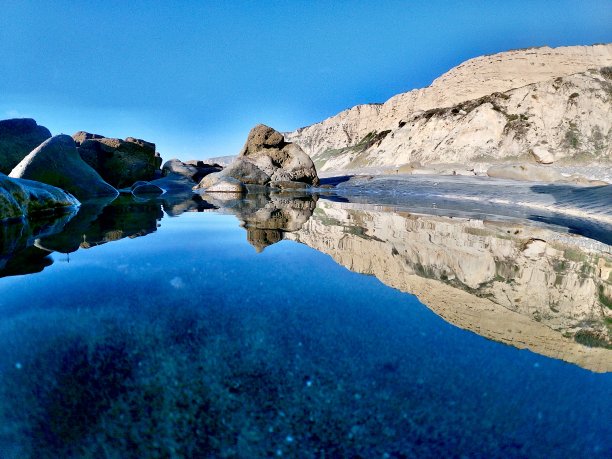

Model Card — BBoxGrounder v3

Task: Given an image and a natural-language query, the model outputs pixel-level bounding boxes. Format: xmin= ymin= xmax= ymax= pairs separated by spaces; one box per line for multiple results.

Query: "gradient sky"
xmin=1 ymin=1 xmax=611 ymax=160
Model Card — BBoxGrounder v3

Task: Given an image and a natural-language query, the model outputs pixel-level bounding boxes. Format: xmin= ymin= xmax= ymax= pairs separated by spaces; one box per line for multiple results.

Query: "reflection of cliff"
xmin=286 ymin=201 xmax=612 ymax=372
xmin=202 ymin=192 xmax=317 ymax=252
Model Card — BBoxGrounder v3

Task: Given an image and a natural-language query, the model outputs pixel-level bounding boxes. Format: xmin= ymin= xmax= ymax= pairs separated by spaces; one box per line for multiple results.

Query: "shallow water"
xmin=0 ymin=192 xmax=610 ymax=458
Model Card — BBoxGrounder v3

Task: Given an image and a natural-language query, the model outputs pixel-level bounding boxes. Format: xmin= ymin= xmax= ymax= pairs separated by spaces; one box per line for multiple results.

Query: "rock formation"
xmin=73 ymin=131 xmax=161 ymax=188
xmin=0 ymin=173 xmax=79 ymax=222
xmin=195 ymin=124 xmax=319 ymax=192
xmin=284 ymin=44 xmax=612 ymax=172
xmin=162 ymin=159 xmax=222 ymax=183
xmin=9 ymin=135 xmax=118 ymax=200
xmin=0 ymin=118 xmax=52 ymax=174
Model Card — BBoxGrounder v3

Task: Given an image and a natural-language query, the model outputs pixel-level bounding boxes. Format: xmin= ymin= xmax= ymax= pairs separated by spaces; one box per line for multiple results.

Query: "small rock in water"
xmin=170 ymin=276 xmax=185 ymax=289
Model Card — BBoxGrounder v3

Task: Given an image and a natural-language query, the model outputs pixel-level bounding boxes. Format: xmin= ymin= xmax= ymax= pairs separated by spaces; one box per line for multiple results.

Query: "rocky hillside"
xmin=285 ymin=44 xmax=612 ymax=172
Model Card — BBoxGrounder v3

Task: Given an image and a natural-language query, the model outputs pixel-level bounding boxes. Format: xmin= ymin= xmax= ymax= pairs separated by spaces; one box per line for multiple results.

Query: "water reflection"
xmin=1 ymin=191 xmax=610 ymax=457
xmin=0 ymin=193 xmax=217 ymax=278
xmin=202 ymin=191 xmax=317 ymax=252
xmin=4 ymin=191 xmax=610 ymax=371
xmin=283 ymin=200 xmax=612 ymax=372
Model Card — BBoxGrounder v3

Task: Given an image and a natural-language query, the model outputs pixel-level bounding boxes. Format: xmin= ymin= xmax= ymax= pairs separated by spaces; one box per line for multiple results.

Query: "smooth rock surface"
xmin=9 ymin=135 xmax=118 ymax=200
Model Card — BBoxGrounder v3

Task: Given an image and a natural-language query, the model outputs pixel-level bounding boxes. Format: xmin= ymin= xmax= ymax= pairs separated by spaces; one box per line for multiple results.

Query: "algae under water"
xmin=0 ymin=193 xmax=610 ymax=458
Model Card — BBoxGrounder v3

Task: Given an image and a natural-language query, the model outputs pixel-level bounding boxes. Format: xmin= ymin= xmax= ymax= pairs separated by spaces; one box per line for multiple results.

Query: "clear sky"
xmin=1 ymin=1 xmax=611 ymax=160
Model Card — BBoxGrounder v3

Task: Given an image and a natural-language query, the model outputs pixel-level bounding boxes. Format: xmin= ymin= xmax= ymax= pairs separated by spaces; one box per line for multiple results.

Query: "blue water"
xmin=0 ymin=206 xmax=610 ymax=458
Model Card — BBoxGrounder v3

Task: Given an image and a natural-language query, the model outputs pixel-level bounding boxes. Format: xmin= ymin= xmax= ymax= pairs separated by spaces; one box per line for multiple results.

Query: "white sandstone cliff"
xmin=285 ymin=44 xmax=612 ymax=172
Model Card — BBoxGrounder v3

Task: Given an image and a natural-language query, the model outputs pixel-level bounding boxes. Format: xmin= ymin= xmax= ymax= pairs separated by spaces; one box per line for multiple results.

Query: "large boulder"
xmin=194 ymin=124 xmax=319 ymax=191
xmin=0 ymin=173 xmax=80 ymax=222
xmin=0 ymin=118 xmax=52 ymax=174
xmin=73 ymin=131 xmax=161 ymax=188
xmin=239 ymin=124 xmax=319 ymax=185
xmin=9 ymin=135 xmax=118 ymax=200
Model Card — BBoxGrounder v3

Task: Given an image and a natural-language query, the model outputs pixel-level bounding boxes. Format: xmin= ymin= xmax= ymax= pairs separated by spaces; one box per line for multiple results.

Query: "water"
xmin=0 ymin=191 xmax=610 ymax=458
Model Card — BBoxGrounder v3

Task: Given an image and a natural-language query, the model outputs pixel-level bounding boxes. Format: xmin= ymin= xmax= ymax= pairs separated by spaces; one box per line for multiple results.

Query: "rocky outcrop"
xmin=9 ymin=135 xmax=118 ymax=200
xmin=284 ymin=44 xmax=612 ymax=172
xmin=0 ymin=118 xmax=52 ymax=174
xmin=286 ymin=201 xmax=612 ymax=372
xmin=73 ymin=131 xmax=161 ymax=188
xmin=0 ymin=173 xmax=79 ymax=222
xmin=162 ymin=158 xmax=222 ymax=183
xmin=195 ymin=125 xmax=319 ymax=191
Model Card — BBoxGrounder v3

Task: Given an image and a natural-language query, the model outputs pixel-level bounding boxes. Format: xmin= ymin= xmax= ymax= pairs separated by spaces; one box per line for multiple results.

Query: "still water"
xmin=0 ymin=192 xmax=610 ymax=458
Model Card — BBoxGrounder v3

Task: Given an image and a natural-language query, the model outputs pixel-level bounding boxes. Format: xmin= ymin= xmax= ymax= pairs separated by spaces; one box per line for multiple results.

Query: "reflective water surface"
xmin=0 ymin=191 xmax=610 ymax=458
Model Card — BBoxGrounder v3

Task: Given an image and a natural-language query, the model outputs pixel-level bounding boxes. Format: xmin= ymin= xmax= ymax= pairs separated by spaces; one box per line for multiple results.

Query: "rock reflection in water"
xmin=0 ymin=193 xmax=216 ymax=279
xmin=201 ymin=191 xmax=317 ymax=252
xmin=280 ymin=200 xmax=612 ymax=372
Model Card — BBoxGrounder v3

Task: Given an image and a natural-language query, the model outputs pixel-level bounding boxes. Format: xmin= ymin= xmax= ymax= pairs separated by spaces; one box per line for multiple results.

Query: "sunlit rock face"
xmin=285 ymin=201 xmax=612 ymax=372
xmin=285 ymin=44 xmax=612 ymax=172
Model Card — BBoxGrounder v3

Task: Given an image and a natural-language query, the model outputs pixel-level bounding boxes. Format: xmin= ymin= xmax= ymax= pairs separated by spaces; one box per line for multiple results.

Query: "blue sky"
xmin=1 ymin=1 xmax=611 ymax=160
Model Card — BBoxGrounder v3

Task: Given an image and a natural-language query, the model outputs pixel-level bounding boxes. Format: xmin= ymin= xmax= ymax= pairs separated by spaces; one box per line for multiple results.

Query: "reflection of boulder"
xmin=0 ymin=173 xmax=80 ymax=222
xmin=36 ymin=196 xmax=163 ymax=253
xmin=287 ymin=201 xmax=612 ymax=372
xmin=0 ymin=118 xmax=51 ymax=174
xmin=161 ymin=194 xmax=218 ymax=217
xmin=204 ymin=191 xmax=317 ymax=252
xmin=74 ymin=132 xmax=160 ymax=188
xmin=195 ymin=125 xmax=319 ymax=191
xmin=0 ymin=211 xmax=75 ymax=278
xmin=9 ymin=135 xmax=118 ymax=200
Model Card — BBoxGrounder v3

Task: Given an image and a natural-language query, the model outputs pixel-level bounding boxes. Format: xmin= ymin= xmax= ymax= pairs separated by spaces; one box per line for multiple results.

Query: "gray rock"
xmin=194 ymin=158 xmax=269 ymax=190
xmin=150 ymin=173 xmax=196 ymax=194
xmin=74 ymin=131 xmax=160 ymax=188
xmin=0 ymin=118 xmax=52 ymax=174
xmin=487 ymin=164 xmax=565 ymax=183
xmin=163 ymin=158 xmax=223 ymax=183
xmin=205 ymin=177 xmax=246 ymax=194
xmin=531 ymin=146 xmax=555 ymax=164
xmin=0 ymin=173 xmax=80 ymax=222
xmin=9 ymin=135 xmax=118 ymax=200
xmin=194 ymin=124 xmax=319 ymax=191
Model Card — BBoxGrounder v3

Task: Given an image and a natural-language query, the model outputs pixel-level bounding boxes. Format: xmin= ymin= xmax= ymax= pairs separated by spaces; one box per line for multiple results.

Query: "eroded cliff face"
xmin=285 ymin=44 xmax=612 ymax=171
xmin=285 ymin=201 xmax=612 ymax=372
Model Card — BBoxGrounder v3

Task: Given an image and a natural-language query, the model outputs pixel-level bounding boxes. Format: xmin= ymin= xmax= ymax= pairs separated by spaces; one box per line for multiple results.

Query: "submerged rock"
xmin=195 ymin=125 xmax=319 ymax=191
xmin=0 ymin=118 xmax=52 ymax=174
xmin=0 ymin=173 xmax=80 ymax=222
xmin=74 ymin=131 xmax=160 ymax=188
xmin=9 ymin=135 xmax=118 ymax=200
